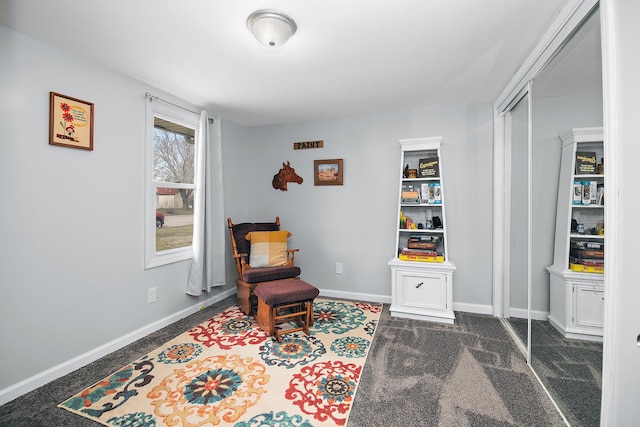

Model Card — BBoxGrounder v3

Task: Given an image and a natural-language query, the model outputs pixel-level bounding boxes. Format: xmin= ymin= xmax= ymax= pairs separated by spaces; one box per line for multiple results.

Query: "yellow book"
xmin=399 ymin=254 xmax=440 ymax=262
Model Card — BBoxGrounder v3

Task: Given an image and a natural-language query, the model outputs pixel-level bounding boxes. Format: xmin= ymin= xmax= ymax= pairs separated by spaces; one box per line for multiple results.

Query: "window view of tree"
xmin=153 ymin=126 xmax=194 ymax=202
xmin=153 ymin=118 xmax=195 ymax=253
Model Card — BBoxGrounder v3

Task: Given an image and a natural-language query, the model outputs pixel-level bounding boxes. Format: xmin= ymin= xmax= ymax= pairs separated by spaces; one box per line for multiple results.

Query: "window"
xmin=145 ymin=101 xmax=199 ymax=268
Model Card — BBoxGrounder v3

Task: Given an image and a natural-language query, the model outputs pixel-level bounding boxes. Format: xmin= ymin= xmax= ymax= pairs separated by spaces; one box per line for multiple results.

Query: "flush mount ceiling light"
xmin=247 ymin=9 xmax=297 ymax=48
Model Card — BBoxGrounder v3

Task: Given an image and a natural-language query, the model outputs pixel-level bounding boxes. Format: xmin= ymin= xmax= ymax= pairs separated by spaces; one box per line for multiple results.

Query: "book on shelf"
xmin=419 ymin=182 xmax=442 ymax=204
xmin=399 ymin=254 xmax=440 ymax=262
xmin=574 ymin=180 xmax=602 ymax=205
xmin=421 ymin=183 xmax=432 ymax=203
xmin=419 ymin=156 xmax=440 ymax=178
xmin=570 ymin=247 xmax=604 ymax=259
xmin=575 ymin=151 xmax=597 ymax=174
xmin=589 ymin=181 xmax=597 ymax=205
xmin=569 ymin=261 xmax=604 ymax=273
xmin=597 ymin=184 xmax=604 ymax=205
xmin=433 ymin=183 xmax=441 ymax=204
xmin=569 ymin=256 xmax=604 ymax=267
xmin=408 ymin=234 xmax=438 ymax=242
xmin=573 ymin=181 xmax=582 ymax=205
xmin=407 ymin=241 xmax=437 ymax=250
xmin=400 ymin=248 xmax=438 ymax=257
xmin=571 ymin=240 xmax=604 ymax=250
xmin=398 ymin=247 xmax=444 ymax=262
xmin=581 ymin=181 xmax=592 ymax=205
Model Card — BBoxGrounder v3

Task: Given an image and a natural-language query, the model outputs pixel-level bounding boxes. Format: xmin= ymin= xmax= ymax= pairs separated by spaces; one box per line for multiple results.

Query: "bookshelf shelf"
xmin=402 ymin=177 xmax=441 ymax=182
xmin=398 ymin=229 xmax=445 ymax=233
xmin=389 ymin=137 xmax=455 ymax=324
xmin=569 ymin=233 xmax=604 ymax=239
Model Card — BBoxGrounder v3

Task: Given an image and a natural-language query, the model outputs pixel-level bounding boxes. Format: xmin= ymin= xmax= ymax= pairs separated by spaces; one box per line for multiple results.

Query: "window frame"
xmin=144 ymin=100 xmax=199 ymax=269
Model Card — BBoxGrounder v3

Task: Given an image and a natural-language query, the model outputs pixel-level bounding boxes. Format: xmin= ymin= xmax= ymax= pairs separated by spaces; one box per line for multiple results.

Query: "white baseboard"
xmin=317 ymin=288 xmax=392 ymax=305
xmin=319 ymin=290 xmax=495 ymax=317
xmin=453 ymin=302 xmax=494 ymax=315
xmin=507 ymin=307 xmax=550 ymax=321
xmin=0 ymin=288 xmax=236 ymax=406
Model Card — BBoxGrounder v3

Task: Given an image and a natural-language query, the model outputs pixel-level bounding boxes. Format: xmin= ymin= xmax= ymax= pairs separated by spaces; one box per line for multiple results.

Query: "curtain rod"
xmin=145 ymin=92 xmax=214 ymax=124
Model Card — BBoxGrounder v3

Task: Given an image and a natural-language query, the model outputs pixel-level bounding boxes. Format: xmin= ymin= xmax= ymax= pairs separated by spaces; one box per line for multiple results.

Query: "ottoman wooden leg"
xmin=256 ymin=298 xmax=274 ymax=335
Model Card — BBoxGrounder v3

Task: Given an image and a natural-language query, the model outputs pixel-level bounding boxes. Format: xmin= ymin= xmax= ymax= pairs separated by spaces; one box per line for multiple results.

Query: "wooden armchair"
xmin=227 ymin=217 xmax=301 ymax=315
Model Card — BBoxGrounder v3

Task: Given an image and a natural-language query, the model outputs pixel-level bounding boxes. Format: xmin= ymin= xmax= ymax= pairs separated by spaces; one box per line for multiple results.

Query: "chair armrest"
xmin=286 ymin=248 xmax=299 ymax=265
xmin=233 ymin=253 xmax=249 ymax=275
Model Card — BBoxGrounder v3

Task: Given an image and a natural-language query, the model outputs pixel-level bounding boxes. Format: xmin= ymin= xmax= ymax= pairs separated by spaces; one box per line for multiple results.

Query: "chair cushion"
xmin=254 ymin=279 xmax=319 ymax=306
xmin=232 ymin=222 xmax=279 ymax=262
xmin=242 ymin=265 xmax=301 ymax=284
xmin=245 ymin=230 xmax=291 ymax=268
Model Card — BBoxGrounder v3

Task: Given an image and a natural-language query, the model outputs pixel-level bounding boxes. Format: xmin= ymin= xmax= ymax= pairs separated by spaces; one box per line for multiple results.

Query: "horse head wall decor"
xmin=272 ymin=161 xmax=303 ymax=191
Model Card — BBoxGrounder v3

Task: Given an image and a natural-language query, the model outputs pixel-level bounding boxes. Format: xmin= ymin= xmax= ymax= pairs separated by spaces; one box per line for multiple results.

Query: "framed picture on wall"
xmin=314 ymin=158 xmax=343 ymax=186
xmin=49 ymin=92 xmax=94 ymax=150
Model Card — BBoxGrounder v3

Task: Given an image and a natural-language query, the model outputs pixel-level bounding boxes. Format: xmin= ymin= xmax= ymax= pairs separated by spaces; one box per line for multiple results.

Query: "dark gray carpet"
xmin=348 ymin=309 xmax=564 ymax=427
xmin=0 ymin=297 xmax=565 ymax=426
xmin=508 ymin=318 xmax=602 ymax=427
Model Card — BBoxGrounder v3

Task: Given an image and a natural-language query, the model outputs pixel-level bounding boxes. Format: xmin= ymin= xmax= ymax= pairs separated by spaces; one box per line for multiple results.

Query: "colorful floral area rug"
xmin=59 ymin=298 xmax=382 ymax=427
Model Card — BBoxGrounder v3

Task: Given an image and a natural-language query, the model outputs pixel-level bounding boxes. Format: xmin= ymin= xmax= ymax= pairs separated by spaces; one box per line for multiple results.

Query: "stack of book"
xmin=573 ymin=181 xmax=604 ymax=205
xmin=420 ymin=182 xmax=441 ymax=205
xmin=407 ymin=234 xmax=437 ymax=249
xmin=399 ymin=235 xmax=443 ymax=262
xmin=569 ymin=240 xmax=604 ymax=273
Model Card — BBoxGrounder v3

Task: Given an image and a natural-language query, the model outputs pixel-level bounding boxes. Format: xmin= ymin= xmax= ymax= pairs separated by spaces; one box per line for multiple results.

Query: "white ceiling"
xmin=0 ymin=0 xmax=570 ymax=127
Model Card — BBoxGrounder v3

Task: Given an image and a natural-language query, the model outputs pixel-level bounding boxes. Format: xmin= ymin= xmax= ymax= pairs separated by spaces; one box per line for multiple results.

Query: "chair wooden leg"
xmin=302 ymin=301 xmax=311 ymax=335
xmin=271 ymin=306 xmax=279 ymax=341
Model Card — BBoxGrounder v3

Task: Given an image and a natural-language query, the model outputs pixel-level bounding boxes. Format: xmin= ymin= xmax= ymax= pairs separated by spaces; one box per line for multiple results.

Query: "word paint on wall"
xmin=293 ymin=140 xmax=324 ymax=150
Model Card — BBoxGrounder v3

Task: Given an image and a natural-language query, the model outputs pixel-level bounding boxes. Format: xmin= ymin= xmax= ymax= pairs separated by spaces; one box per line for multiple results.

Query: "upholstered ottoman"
xmin=253 ymin=278 xmax=319 ymax=341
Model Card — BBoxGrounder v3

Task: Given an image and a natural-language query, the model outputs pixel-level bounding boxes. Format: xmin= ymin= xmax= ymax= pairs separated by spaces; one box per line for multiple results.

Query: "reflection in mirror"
xmin=530 ymin=7 xmax=603 ymax=426
xmin=505 ymin=93 xmax=530 ymax=356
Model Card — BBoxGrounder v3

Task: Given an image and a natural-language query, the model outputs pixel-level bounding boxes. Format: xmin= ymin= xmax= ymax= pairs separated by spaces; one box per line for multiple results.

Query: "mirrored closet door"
xmin=498 ymin=4 xmax=603 ymax=426
xmin=529 ymin=8 xmax=603 ymax=426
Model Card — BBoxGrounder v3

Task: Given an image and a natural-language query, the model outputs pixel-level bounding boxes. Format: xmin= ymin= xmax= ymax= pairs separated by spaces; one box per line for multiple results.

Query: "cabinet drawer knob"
xmin=416 ymin=282 xmax=423 ymax=288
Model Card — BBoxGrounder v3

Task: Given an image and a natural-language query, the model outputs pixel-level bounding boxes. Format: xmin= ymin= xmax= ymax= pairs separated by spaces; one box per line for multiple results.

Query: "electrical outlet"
xmin=336 ymin=262 xmax=343 ymax=274
xmin=147 ymin=287 xmax=157 ymax=304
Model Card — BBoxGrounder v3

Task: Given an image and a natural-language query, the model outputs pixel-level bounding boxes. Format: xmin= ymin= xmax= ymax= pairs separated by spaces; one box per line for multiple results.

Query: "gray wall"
xmin=0 ymin=25 xmax=235 ymax=391
xmin=234 ymin=106 xmax=494 ymax=308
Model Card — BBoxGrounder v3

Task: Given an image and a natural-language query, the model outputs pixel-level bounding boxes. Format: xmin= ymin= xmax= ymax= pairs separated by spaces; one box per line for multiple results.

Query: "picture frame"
xmin=314 ymin=158 xmax=343 ymax=186
xmin=49 ymin=92 xmax=94 ymax=150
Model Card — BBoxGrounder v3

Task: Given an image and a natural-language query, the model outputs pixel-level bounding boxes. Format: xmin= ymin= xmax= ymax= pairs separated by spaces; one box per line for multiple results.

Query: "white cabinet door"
xmin=574 ymin=284 xmax=604 ymax=329
xmin=397 ymin=271 xmax=447 ymax=312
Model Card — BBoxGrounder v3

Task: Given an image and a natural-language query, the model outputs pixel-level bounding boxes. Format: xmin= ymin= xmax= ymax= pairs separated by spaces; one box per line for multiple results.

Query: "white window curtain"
xmin=186 ymin=111 xmax=226 ymax=295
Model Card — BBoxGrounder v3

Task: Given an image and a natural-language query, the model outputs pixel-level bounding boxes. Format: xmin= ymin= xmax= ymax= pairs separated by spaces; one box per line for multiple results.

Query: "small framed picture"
xmin=49 ymin=92 xmax=94 ymax=150
xmin=314 ymin=158 xmax=344 ymax=186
